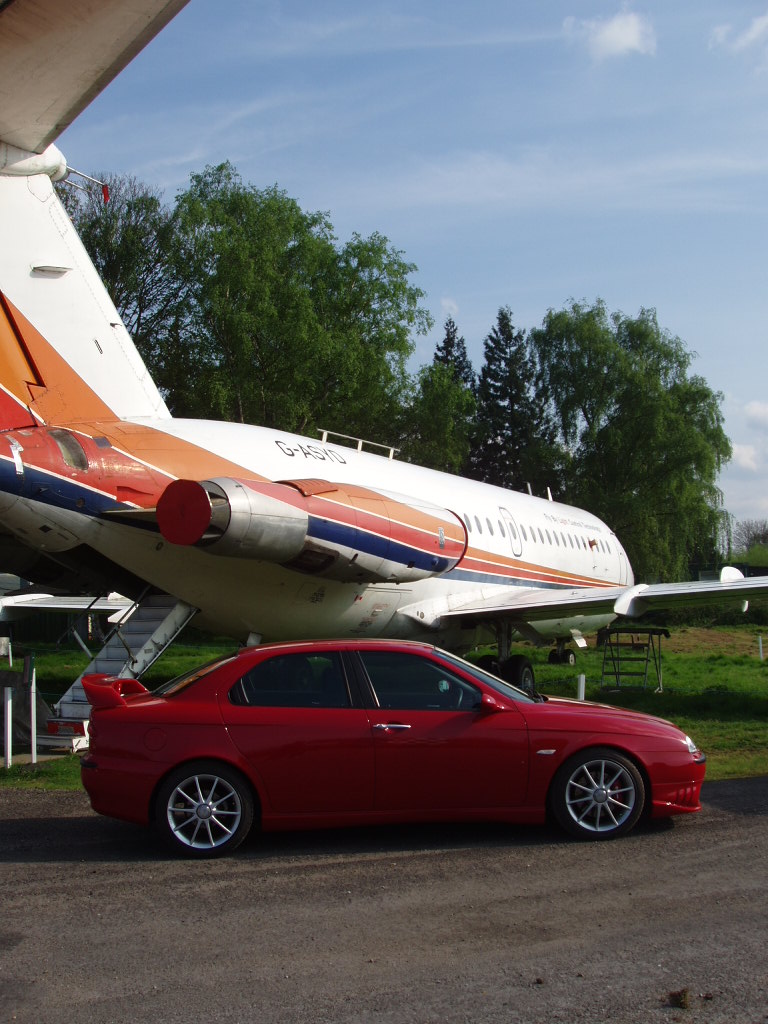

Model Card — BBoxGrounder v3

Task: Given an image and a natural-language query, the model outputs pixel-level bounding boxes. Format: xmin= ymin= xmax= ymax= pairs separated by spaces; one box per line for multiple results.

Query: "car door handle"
xmin=372 ymin=723 xmax=412 ymax=732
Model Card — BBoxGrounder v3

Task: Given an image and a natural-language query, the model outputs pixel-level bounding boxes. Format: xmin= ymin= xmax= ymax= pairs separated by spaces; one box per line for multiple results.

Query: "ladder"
xmin=46 ymin=591 xmax=198 ymax=746
xmin=599 ymin=627 xmax=670 ymax=692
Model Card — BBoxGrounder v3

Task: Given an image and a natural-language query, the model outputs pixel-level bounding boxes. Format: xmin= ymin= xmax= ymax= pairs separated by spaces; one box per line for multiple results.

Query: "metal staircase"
xmin=47 ymin=591 xmax=198 ymax=746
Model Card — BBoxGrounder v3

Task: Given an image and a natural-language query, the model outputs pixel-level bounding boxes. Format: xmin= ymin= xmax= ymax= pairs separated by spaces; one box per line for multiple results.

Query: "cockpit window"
xmin=49 ymin=429 xmax=88 ymax=471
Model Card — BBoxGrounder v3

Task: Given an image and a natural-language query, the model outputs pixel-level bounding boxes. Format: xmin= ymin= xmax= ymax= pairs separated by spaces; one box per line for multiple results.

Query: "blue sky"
xmin=58 ymin=1 xmax=768 ymax=530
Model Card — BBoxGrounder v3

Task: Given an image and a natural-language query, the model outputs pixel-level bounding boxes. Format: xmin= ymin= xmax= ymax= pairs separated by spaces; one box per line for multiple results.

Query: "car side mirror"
xmin=478 ymin=692 xmax=505 ymax=713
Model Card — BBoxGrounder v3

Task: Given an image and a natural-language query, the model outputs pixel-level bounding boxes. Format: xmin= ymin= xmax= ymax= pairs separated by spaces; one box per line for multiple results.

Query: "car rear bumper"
xmin=81 ymin=755 xmax=157 ymax=826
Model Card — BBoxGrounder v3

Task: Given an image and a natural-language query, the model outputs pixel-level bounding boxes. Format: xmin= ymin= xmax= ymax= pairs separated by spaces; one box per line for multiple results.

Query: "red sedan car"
xmin=80 ymin=639 xmax=706 ymax=857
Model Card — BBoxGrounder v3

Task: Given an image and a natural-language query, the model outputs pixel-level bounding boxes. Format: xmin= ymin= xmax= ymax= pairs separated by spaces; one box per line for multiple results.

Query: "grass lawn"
xmin=1 ymin=626 xmax=766 ymax=790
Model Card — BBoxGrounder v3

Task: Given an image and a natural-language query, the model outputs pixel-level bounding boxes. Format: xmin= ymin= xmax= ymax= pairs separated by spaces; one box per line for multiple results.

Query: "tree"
xmin=529 ymin=299 xmax=732 ymax=581
xmin=398 ymin=361 xmax=475 ymax=473
xmin=163 ymin=163 xmax=432 ymax=438
xmin=434 ymin=316 xmax=476 ymax=391
xmin=469 ymin=307 xmax=563 ymax=493
xmin=732 ymin=519 xmax=768 ymax=553
xmin=57 ymin=173 xmax=175 ymax=358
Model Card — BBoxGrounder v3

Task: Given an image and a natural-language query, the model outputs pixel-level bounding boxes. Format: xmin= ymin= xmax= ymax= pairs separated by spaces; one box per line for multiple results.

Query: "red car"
xmin=80 ymin=639 xmax=706 ymax=857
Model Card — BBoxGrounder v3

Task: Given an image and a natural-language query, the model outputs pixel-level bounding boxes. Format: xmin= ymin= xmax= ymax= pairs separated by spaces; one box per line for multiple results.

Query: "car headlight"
xmin=684 ymin=735 xmax=699 ymax=755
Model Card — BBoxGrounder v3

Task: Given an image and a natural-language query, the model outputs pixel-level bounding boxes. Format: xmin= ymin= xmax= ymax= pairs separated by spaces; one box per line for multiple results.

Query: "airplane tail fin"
xmin=0 ymin=148 xmax=170 ymax=430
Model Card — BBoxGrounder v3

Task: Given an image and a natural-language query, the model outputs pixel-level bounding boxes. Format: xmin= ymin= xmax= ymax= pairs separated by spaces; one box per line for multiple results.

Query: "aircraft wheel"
xmin=500 ymin=654 xmax=535 ymax=694
xmin=155 ymin=760 xmax=254 ymax=858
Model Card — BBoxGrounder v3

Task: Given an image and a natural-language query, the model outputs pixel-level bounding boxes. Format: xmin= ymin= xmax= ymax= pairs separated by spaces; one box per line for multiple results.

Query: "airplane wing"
xmin=0 ymin=0 xmax=190 ymax=153
xmin=0 ymin=592 xmax=132 ymax=623
xmin=411 ymin=569 xmax=768 ymax=627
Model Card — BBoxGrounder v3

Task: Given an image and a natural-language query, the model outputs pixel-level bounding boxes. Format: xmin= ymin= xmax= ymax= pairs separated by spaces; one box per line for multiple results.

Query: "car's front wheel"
xmin=155 ymin=761 xmax=254 ymax=857
xmin=550 ymin=748 xmax=645 ymax=839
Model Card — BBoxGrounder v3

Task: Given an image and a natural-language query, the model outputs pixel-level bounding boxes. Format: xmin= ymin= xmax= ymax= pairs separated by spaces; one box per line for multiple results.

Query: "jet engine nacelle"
xmin=156 ymin=476 xmax=467 ymax=584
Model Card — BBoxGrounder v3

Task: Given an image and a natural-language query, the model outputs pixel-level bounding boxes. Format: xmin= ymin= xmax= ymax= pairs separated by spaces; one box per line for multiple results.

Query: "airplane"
xmin=1 ymin=0 xmax=766 ymax=712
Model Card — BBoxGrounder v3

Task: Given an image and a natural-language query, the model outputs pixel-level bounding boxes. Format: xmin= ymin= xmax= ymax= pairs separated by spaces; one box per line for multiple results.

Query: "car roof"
xmin=232 ymin=638 xmax=444 ymax=658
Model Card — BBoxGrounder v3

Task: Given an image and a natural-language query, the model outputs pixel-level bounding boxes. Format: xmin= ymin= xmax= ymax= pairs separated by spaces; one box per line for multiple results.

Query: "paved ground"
xmin=0 ymin=777 xmax=766 ymax=1024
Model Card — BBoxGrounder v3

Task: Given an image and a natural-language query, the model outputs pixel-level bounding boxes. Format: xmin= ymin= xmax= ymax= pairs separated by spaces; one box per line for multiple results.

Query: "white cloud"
xmin=563 ymin=10 xmax=656 ymax=60
xmin=710 ymin=12 xmax=768 ymax=54
xmin=732 ymin=443 xmax=760 ymax=472
xmin=440 ymin=297 xmax=459 ymax=319
xmin=745 ymin=400 xmax=768 ymax=432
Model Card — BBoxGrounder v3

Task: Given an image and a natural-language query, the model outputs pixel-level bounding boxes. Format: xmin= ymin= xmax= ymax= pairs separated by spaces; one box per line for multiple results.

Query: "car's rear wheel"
xmin=155 ymin=761 xmax=254 ymax=857
xmin=550 ymin=747 xmax=645 ymax=839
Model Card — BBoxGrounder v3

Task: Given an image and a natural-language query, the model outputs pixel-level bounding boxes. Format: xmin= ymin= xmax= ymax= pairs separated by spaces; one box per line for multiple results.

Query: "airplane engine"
xmin=156 ymin=476 xmax=467 ymax=584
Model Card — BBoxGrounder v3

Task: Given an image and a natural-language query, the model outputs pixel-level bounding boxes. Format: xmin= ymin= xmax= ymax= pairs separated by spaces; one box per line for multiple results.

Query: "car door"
xmin=220 ymin=650 xmax=375 ymax=817
xmin=356 ymin=650 xmax=529 ymax=813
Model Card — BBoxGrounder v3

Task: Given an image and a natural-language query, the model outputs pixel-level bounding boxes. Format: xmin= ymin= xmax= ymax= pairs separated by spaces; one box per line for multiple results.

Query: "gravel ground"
xmin=1 ymin=777 xmax=767 ymax=1024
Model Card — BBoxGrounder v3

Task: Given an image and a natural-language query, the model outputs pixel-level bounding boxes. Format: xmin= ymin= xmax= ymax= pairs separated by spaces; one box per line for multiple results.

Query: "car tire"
xmin=155 ymin=760 xmax=255 ymax=858
xmin=550 ymin=747 xmax=645 ymax=840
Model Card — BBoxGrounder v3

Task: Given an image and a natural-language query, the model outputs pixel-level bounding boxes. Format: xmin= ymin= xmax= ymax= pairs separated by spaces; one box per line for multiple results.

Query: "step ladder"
xmin=599 ymin=627 xmax=670 ymax=692
xmin=45 ymin=591 xmax=198 ymax=749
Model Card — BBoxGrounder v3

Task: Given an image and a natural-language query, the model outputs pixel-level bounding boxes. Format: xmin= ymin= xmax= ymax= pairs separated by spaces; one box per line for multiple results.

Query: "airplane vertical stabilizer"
xmin=0 ymin=151 xmax=170 ymax=428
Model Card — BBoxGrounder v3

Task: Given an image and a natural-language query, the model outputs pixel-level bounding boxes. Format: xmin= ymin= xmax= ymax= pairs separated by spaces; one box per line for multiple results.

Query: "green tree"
xmin=470 ymin=307 xmax=563 ymax=493
xmin=398 ymin=361 xmax=475 ymax=473
xmin=434 ymin=316 xmax=476 ymax=391
xmin=163 ymin=162 xmax=431 ymax=437
xmin=57 ymin=173 xmax=175 ymax=358
xmin=529 ymin=299 xmax=731 ymax=581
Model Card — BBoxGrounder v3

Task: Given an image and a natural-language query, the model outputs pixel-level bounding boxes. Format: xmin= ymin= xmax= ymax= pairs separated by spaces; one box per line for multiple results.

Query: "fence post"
xmin=3 ymin=686 xmax=11 ymax=768
xmin=29 ymin=659 xmax=37 ymax=766
xmin=577 ymin=674 xmax=586 ymax=701
xmin=759 ymin=636 xmax=764 ymax=661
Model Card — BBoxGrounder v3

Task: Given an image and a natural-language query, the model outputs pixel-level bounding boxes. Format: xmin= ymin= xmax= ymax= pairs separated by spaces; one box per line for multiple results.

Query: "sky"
xmin=57 ymin=1 xmax=768 ymax=530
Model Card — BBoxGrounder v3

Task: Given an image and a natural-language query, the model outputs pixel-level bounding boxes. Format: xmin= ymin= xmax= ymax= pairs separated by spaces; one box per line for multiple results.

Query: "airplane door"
xmin=499 ymin=507 xmax=524 ymax=557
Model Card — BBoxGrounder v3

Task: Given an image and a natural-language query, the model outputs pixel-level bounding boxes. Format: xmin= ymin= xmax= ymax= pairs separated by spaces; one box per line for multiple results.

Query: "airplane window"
xmin=569 ymin=535 xmax=575 ymax=548
xmin=475 ymin=516 xmax=482 ymax=533
xmin=561 ymin=532 xmax=567 ymax=546
xmin=529 ymin=526 xmax=536 ymax=542
xmin=509 ymin=522 xmax=518 ymax=539
xmin=582 ymin=537 xmax=588 ymax=550
xmin=464 ymin=514 xmax=472 ymax=532
xmin=545 ymin=530 xmax=552 ymax=544
xmin=498 ymin=521 xmax=506 ymax=538
xmin=538 ymin=528 xmax=545 ymax=543
xmin=49 ymin=428 xmax=88 ymax=471
xmin=520 ymin=525 xmax=527 ymax=541
xmin=486 ymin=518 xmax=494 ymax=535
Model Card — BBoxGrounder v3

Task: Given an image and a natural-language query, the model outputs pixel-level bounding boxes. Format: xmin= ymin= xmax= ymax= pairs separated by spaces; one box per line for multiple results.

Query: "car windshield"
xmin=153 ymin=653 xmax=238 ymax=697
xmin=436 ymin=650 xmax=536 ymax=704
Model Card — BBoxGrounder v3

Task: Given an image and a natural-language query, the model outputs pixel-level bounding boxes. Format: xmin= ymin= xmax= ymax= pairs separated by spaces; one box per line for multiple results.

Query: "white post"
xmin=29 ymin=665 xmax=37 ymax=766
xmin=759 ymin=636 xmax=764 ymax=661
xmin=577 ymin=674 xmax=586 ymax=701
xmin=3 ymin=686 xmax=11 ymax=768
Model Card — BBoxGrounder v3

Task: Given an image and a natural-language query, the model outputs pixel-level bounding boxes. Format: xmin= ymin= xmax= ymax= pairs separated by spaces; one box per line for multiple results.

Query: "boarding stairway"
xmin=46 ymin=591 xmax=198 ymax=749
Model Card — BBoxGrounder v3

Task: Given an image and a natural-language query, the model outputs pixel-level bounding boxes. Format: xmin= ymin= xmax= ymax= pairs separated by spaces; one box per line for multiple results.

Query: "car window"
xmin=358 ymin=651 xmax=481 ymax=711
xmin=229 ymin=651 xmax=351 ymax=708
xmin=154 ymin=653 xmax=239 ymax=697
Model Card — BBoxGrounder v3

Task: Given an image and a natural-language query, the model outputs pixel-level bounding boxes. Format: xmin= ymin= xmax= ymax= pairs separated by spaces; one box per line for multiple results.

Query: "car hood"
xmin=523 ymin=695 xmax=684 ymax=738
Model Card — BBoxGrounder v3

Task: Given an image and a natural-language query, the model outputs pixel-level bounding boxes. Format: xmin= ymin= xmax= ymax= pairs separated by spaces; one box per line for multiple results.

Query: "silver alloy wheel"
xmin=166 ymin=771 xmax=244 ymax=850
xmin=563 ymin=756 xmax=637 ymax=833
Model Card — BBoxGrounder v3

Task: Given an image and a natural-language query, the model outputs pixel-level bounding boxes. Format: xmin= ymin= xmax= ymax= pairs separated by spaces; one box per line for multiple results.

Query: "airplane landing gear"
xmin=548 ymin=642 xmax=576 ymax=666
